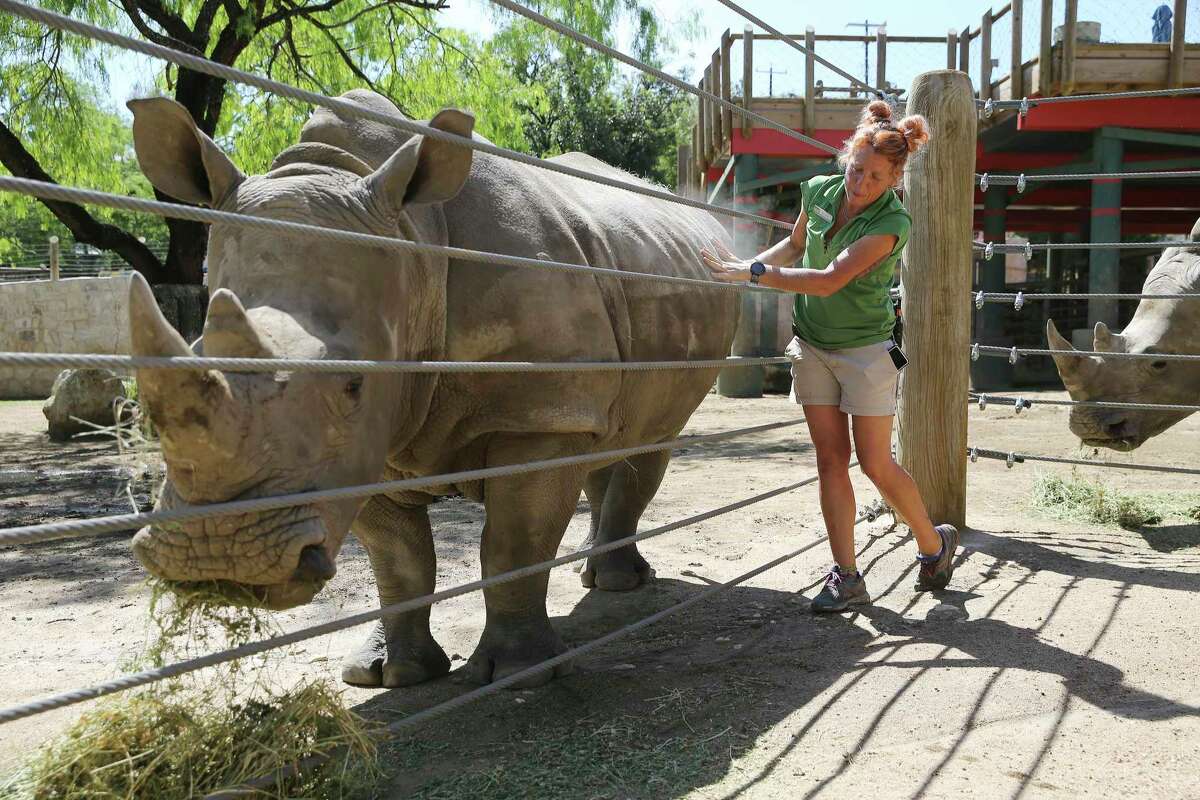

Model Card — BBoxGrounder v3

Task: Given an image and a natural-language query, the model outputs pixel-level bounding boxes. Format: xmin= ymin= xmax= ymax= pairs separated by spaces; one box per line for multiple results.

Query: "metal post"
xmin=1087 ymin=132 xmax=1123 ymax=331
xmin=718 ymin=153 xmax=764 ymax=398
xmin=896 ymin=69 xmax=976 ymax=528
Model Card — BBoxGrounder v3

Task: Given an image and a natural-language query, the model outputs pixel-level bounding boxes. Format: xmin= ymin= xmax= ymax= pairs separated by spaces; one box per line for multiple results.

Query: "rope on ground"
xmin=0 ymin=0 xmax=792 ymax=233
xmin=488 ymin=0 xmax=839 ymax=156
xmin=0 ymin=352 xmax=790 ymax=375
xmin=971 ymin=344 xmax=1200 ymax=364
xmin=204 ymin=514 xmax=867 ymax=799
xmin=712 ymin=0 xmax=887 ymax=100
xmin=978 ymin=170 xmax=1200 ymax=189
xmin=0 ymin=465 xmax=842 ymax=727
xmin=968 ymin=447 xmax=1200 ymax=476
xmin=0 ymin=420 xmax=804 ymax=548
xmin=969 ymin=393 xmax=1200 ymax=414
xmin=0 ymin=176 xmax=784 ymax=296
xmin=982 ymin=85 xmax=1200 ymax=111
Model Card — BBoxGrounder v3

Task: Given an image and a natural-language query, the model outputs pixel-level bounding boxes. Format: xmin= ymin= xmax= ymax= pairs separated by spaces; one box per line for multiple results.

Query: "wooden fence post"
xmin=1011 ymin=0 xmax=1024 ymax=99
xmin=1169 ymin=0 xmax=1187 ymax=89
xmin=947 ymin=29 xmax=958 ymax=70
xmin=876 ymin=26 xmax=888 ymax=91
xmin=959 ymin=26 xmax=970 ymax=72
xmin=742 ymin=26 xmax=753 ymax=138
xmin=721 ymin=29 xmax=733 ymax=144
xmin=49 ymin=236 xmax=60 ymax=282
xmin=896 ymin=70 xmax=976 ymax=528
xmin=1038 ymin=0 xmax=1053 ymax=94
xmin=980 ymin=11 xmax=993 ymax=102
xmin=1062 ymin=0 xmax=1078 ymax=94
xmin=804 ymin=27 xmax=816 ymax=135
xmin=711 ymin=49 xmax=723 ymax=152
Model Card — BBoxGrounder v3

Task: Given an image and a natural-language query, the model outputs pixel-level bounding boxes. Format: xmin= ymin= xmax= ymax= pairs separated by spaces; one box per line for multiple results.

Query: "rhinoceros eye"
xmin=1150 ymin=360 xmax=1168 ymax=370
xmin=344 ymin=375 xmax=364 ymax=398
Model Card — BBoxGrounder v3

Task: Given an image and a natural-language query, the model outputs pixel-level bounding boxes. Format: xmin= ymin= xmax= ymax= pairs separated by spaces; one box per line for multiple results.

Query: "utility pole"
xmin=846 ymin=19 xmax=885 ymax=88
xmin=755 ymin=64 xmax=787 ymax=97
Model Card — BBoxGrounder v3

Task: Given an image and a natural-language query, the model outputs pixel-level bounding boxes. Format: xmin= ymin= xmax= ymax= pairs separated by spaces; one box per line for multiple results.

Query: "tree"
xmin=0 ymin=0 xmax=693 ymax=283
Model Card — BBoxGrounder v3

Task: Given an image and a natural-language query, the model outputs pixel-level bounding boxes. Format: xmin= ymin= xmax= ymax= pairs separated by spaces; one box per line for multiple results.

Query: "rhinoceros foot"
xmin=461 ymin=610 xmax=572 ymax=689
xmin=341 ymin=619 xmax=450 ymax=688
xmin=579 ymin=546 xmax=655 ymax=592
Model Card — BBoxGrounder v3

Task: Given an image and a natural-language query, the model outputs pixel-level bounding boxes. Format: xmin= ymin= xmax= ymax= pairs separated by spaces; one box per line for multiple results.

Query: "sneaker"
xmin=810 ymin=566 xmax=870 ymax=613
xmin=915 ymin=524 xmax=960 ymax=592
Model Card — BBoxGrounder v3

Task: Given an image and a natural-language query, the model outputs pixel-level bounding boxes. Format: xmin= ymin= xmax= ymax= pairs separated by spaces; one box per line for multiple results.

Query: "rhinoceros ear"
xmin=1093 ymin=321 xmax=1127 ymax=354
xmin=127 ymin=97 xmax=245 ymax=206
xmin=365 ymin=108 xmax=475 ymax=210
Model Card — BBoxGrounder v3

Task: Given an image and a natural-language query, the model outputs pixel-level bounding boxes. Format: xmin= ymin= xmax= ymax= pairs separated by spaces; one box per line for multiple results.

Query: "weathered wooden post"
xmin=720 ymin=29 xmax=733 ymax=143
xmin=1038 ymin=0 xmax=1053 ymax=95
xmin=1011 ymin=0 xmax=1024 ymax=99
xmin=980 ymin=10 xmax=993 ymax=102
xmin=49 ymin=236 xmax=59 ymax=282
xmin=876 ymin=26 xmax=888 ymax=92
xmin=1062 ymin=0 xmax=1078 ymax=94
xmin=946 ymin=29 xmax=958 ymax=70
xmin=897 ymin=70 xmax=976 ymax=528
xmin=711 ymin=49 xmax=723 ymax=151
xmin=804 ymin=27 xmax=816 ymax=135
xmin=741 ymin=26 xmax=753 ymax=138
xmin=959 ymin=26 xmax=970 ymax=72
xmin=1168 ymin=0 xmax=1187 ymax=89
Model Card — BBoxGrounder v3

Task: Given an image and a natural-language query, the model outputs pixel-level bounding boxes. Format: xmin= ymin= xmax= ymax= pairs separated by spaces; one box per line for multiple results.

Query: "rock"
xmin=42 ymin=368 xmax=127 ymax=441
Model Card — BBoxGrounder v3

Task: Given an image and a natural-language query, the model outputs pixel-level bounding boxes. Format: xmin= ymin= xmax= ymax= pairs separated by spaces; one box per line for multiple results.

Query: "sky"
xmin=105 ymin=0 xmax=1188 ymax=114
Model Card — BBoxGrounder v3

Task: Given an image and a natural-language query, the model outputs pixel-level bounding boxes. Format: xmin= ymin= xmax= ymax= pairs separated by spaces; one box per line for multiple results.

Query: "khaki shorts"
xmin=786 ymin=336 xmax=900 ymax=417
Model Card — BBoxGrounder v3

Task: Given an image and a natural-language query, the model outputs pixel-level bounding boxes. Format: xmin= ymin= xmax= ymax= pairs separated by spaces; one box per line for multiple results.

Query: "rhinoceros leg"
xmin=578 ymin=450 xmax=668 ymax=592
xmin=463 ymin=434 xmax=589 ymax=688
xmin=341 ymin=494 xmax=450 ymax=688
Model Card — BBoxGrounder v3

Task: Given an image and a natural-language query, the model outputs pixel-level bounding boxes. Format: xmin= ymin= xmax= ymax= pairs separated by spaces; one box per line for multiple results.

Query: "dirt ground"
xmin=1 ymin=390 xmax=1198 ymax=799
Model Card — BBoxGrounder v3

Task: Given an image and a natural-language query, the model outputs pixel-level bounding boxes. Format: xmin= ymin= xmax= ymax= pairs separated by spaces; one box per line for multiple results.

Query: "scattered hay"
xmin=2 ymin=581 xmax=379 ymax=800
xmin=1031 ymin=472 xmax=1163 ymax=529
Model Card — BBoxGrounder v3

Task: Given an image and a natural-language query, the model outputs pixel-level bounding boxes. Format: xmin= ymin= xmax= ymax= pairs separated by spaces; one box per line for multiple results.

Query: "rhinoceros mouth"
xmin=1080 ymin=436 xmax=1140 ymax=452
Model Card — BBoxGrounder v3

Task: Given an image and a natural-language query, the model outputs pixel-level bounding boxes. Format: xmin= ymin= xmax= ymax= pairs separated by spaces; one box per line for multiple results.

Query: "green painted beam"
xmin=1100 ymin=126 xmax=1200 ymax=150
xmin=738 ymin=161 xmax=839 ymax=193
xmin=1088 ymin=132 xmax=1122 ymax=330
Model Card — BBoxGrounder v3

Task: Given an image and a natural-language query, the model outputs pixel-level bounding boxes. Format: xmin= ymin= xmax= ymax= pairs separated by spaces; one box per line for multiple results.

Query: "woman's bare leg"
xmin=803 ymin=405 xmax=858 ymax=571
xmin=851 ymin=414 xmax=941 ymax=556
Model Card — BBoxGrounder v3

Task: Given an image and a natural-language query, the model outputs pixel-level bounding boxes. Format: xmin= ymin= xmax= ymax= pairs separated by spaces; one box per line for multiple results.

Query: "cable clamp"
xmin=1014 ymin=291 xmax=1025 ymax=311
xmin=1016 ymin=174 xmax=1027 ymax=194
xmin=983 ymin=98 xmax=995 ymax=118
xmin=975 ymin=290 xmax=986 ymax=309
xmin=971 ymin=342 xmax=981 ymax=361
xmin=1024 ymin=240 xmax=1033 ymax=259
xmin=979 ymin=173 xmax=989 ymax=191
xmin=1019 ymin=97 xmax=1030 ymax=117
xmin=969 ymin=447 xmax=979 ymax=463
xmin=984 ymin=241 xmax=995 ymax=261
xmin=1014 ymin=397 xmax=1030 ymax=414
xmin=978 ymin=394 xmax=988 ymax=410
xmin=1006 ymin=452 xmax=1016 ymax=469
xmin=1008 ymin=346 xmax=1019 ymax=364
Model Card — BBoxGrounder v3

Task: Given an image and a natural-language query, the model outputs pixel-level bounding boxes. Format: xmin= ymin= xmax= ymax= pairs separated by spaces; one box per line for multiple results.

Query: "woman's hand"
xmin=701 ymin=240 xmax=752 ymax=283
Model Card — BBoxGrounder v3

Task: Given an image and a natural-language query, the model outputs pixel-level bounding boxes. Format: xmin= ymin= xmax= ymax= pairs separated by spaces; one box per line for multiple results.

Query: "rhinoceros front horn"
xmin=128 ymin=273 xmax=235 ymax=453
xmin=1046 ymin=318 xmax=1098 ymax=391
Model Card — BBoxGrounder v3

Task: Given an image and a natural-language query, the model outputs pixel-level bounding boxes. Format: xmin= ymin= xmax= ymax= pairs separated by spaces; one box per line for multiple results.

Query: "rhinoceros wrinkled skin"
xmin=125 ymin=91 xmax=738 ymax=689
xmin=1046 ymin=218 xmax=1200 ymax=451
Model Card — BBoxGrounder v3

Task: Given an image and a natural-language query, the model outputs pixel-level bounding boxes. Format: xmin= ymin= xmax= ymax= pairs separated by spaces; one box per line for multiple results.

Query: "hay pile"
xmin=1032 ymin=472 xmax=1163 ymax=529
xmin=2 ymin=582 xmax=379 ymax=799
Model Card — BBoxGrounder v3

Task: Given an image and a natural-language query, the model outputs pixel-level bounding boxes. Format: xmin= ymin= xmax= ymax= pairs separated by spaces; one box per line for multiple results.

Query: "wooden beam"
xmin=1018 ymin=97 xmax=1200 ymax=131
xmin=1010 ymin=0 xmax=1024 ymax=99
xmin=897 ymin=70 xmax=976 ymax=528
xmin=1062 ymin=0 xmax=1078 ymax=94
xmin=1087 ymin=132 xmax=1123 ymax=329
xmin=741 ymin=25 xmax=753 ymax=138
xmin=876 ymin=26 xmax=887 ymax=92
xmin=1038 ymin=0 xmax=1053 ymax=95
xmin=1169 ymin=0 xmax=1187 ymax=88
xmin=711 ymin=49 xmax=722 ymax=153
xmin=1100 ymin=126 xmax=1200 ymax=150
xmin=959 ymin=26 xmax=970 ymax=72
xmin=804 ymin=27 xmax=816 ymax=136
xmin=947 ymin=28 xmax=958 ymax=70
xmin=737 ymin=161 xmax=840 ymax=193
xmin=981 ymin=10 xmax=993 ymax=102
xmin=721 ymin=29 xmax=733 ymax=149
xmin=699 ymin=71 xmax=711 ymax=166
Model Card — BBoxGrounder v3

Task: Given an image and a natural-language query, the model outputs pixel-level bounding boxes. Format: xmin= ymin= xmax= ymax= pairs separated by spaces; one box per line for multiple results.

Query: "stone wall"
xmin=0 ymin=277 xmax=210 ymax=398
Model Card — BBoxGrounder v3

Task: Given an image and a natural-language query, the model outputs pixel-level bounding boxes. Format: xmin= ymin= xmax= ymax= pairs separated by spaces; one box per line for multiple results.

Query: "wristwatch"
xmin=749 ymin=260 xmax=767 ymax=284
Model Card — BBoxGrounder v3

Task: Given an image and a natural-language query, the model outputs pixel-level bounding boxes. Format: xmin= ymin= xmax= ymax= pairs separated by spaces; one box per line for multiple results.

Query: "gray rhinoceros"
xmin=1046 ymin=218 xmax=1200 ymax=451
xmin=125 ymin=91 xmax=738 ymax=689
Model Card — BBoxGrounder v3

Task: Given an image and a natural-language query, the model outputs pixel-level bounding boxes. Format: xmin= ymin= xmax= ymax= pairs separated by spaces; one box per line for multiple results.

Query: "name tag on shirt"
xmin=810 ymin=206 xmax=833 ymax=225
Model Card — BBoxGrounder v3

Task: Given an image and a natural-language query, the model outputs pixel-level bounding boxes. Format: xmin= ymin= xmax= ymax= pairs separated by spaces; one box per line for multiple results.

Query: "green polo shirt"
xmin=791 ymin=175 xmax=911 ymax=350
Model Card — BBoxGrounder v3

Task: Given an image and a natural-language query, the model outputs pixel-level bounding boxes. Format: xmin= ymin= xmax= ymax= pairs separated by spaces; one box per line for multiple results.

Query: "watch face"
xmin=751 ymin=261 xmax=766 ymax=276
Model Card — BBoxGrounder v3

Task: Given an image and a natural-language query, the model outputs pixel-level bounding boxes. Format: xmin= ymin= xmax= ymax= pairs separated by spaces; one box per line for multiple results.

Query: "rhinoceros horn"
xmin=128 ymin=273 xmax=236 ymax=455
xmin=1046 ymin=318 xmax=1098 ymax=390
xmin=202 ymin=289 xmax=270 ymax=359
xmin=1092 ymin=321 xmax=1127 ymax=354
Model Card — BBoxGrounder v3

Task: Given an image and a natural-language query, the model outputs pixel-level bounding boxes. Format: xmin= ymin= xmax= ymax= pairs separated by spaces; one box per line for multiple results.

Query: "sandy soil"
xmin=1 ymin=390 xmax=1198 ymax=798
